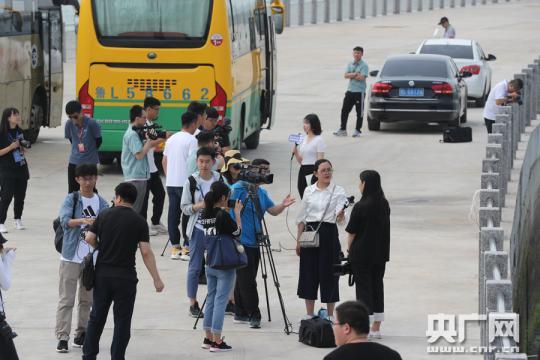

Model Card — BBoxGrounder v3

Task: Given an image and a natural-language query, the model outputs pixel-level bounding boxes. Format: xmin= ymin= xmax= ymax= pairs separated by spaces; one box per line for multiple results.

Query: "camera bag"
xmin=298 ymin=316 xmax=336 ymax=348
xmin=442 ymin=126 xmax=472 ymax=143
xmin=53 ymin=191 xmax=79 ymax=253
xmin=82 ymin=248 xmax=96 ymax=291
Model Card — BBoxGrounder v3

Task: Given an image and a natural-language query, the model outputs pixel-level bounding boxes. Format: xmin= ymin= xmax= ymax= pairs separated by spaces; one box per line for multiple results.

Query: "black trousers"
xmin=340 ymin=91 xmax=365 ymax=131
xmin=297 ymin=165 xmax=317 ymax=199
xmin=68 ymin=163 xmax=97 ymax=194
xmin=352 ymin=263 xmax=386 ymax=315
xmin=142 ymin=171 xmax=165 ymax=225
xmin=484 ymin=118 xmax=495 ymax=134
xmin=0 ymin=177 xmax=27 ymax=224
xmin=82 ymin=276 xmax=137 ymax=360
xmin=234 ymin=246 xmax=261 ymax=320
xmin=0 ymin=332 xmax=19 ymax=360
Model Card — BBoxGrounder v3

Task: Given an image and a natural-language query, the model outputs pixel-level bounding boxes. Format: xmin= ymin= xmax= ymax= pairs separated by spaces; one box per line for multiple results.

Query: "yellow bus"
xmin=76 ymin=0 xmax=285 ymax=164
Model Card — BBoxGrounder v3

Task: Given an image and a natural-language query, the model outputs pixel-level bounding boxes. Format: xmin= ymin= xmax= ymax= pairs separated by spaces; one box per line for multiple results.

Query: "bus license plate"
xmin=399 ymin=88 xmax=424 ymax=97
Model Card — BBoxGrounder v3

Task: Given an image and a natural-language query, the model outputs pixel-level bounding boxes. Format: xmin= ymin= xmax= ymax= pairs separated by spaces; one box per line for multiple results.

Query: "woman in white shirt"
xmin=292 ymin=114 xmax=326 ymax=199
xmin=296 ymin=159 xmax=347 ymax=321
xmin=0 ymin=234 xmax=19 ymax=359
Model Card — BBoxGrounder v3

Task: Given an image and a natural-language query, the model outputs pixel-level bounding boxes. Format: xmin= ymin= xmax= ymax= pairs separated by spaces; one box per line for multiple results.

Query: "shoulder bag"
xmin=298 ymin=186 xmax=335 ymax=248
xmin=204 ymin=211 xmax=247 ymax=270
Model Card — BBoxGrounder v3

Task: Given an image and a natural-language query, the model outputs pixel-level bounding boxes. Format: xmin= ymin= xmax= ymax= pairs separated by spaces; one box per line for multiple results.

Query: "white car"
xmin=415 ymin=39 xmax=496 ymax=106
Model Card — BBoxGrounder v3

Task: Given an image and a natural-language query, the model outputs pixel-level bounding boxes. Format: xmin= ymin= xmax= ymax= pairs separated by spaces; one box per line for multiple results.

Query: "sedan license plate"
xmin=399 ymin=88 xmax=424 ymax=97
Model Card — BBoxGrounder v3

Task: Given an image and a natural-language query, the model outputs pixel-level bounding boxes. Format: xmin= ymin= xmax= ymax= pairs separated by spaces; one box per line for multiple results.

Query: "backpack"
xmin=53 ymin=192 xmax=79 ymax=253
xmin=442 ymin=126 xmax=472 ymax=143
xmin=298 ymin=316 xmax=336 ymax=348
xmin=187 ymin=174 xmax=224 ymax=204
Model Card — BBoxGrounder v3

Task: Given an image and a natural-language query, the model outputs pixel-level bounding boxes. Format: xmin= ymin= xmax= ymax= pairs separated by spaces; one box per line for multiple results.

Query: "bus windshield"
xmin=93 ymin=0 xmax=212 ymax=46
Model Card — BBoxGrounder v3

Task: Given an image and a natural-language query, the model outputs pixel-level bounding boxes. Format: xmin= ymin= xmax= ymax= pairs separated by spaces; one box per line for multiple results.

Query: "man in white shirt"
xmin=141 ymin=97 xmax=167 ymax=236
xmin=162 ymin=111 xmax=199 ymax=259
xmin=483 ymin=79 xmax=523 ymax=133
xmin=438 ymin=17 xmax=456 ymax=39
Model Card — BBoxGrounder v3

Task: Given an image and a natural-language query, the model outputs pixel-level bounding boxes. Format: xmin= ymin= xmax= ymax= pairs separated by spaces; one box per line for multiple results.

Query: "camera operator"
xmin=0 ymin=108 xmax=30 ymax=233
xmin=230 ymin=159 xmax=295 ymax=329
xmin=64 ymin=100 xmax=102 ymax=194
xmin=141 ymin=97 xmax=167 ymax=235
xmin=0 ymin=234 xmax=19 ymax=360
xmin=180 ymin=147 xmax=224 ymax=317
xmin=202 ymin=107 xmax=231 ymax=153
xmin=185 ymin=131 xmax=225 ymax=176
xmin=121 ymin=105 xmax=162 ymax=216
xmin=221 ymin=150 xmax=249 ymax=186
xmin=295 ymin=159 xmax=346 ymax=321
xmin=345 ymin=170 xmax=390 ymax=339
xmin=323 ymin=301 xmax=401 ymax=360
xmin=483 ymin=78 xmax=524 ymax=133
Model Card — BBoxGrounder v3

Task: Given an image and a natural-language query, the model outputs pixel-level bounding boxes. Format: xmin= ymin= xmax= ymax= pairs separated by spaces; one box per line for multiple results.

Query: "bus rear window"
xmin=92 ymin=0 xmax=212 ymax=47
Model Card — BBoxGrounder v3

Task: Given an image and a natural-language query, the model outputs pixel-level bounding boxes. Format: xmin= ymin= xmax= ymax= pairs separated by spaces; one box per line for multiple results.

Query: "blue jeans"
xmin=203 ymin=267 xmax=236 ymax=333
xmin=166 ymin=186 xmax=182 ymax=246
xmin=187 ymin=228 xmax=205 ymax=299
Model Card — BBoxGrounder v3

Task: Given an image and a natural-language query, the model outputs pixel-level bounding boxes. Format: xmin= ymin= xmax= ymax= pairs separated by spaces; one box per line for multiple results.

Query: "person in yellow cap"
xmin=221 ymin=150 xmax=249 ymax=186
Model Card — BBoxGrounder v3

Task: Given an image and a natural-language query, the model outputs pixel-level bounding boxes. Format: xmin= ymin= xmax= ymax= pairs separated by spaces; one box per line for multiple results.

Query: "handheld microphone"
xmin=342 ymin=196 xmax=355 ymax=211
xmin=288 ymin=133 xmax=303 ymax=160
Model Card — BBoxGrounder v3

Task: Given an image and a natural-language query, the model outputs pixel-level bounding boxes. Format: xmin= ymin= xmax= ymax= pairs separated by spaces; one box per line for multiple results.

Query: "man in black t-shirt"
xmin=82 ymin=182 xmax=164 ymax=360
xmin=324 ymin=301 xmax=401 ymax=360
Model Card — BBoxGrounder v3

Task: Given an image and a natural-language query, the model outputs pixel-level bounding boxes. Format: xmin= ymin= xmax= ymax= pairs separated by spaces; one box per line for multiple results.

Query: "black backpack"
xmin=442 ymin=126 xmax=472 ymax=143
xmin=187 ymin=174 xmax=224 ymax=203
xmin=53 ymin=192 xmax=79 ymax=253
xmin=298 ymin=317 xmax=336 ymax=348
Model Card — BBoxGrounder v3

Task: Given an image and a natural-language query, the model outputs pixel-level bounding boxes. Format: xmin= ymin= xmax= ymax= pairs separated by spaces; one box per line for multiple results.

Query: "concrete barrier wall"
xmin=477 ymin=57 xmax=540 ymax=360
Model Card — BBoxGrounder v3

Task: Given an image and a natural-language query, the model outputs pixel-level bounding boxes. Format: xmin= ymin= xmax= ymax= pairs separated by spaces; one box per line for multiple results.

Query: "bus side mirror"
xmin=271 ymin=0 xmax=285 ymax=34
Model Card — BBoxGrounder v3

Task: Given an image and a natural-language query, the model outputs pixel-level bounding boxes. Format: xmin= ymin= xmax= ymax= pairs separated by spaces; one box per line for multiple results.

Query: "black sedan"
xmin=367 ymin=54 xmax=471 ymax=130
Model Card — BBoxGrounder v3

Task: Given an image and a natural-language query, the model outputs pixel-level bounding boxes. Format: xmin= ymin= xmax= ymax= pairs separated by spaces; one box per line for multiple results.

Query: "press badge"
xmin=78 ymin=143 xmax=86 ymax=153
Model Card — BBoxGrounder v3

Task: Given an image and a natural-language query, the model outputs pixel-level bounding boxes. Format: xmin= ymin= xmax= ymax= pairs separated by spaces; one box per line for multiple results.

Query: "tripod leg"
xmin=259 ymin=245 xmax=271 ymax=322
xmin=193 ymin=295 xmax=208 ymax=330
xmin=160 ymin=239 xmax=170 ymax=257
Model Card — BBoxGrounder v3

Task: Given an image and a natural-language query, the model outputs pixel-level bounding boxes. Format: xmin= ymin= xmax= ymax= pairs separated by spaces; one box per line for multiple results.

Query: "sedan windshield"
xmin=381 ymin=59 xmax=449 ymax=78
xmin=419 ymin=45 xmax=474 ymax=60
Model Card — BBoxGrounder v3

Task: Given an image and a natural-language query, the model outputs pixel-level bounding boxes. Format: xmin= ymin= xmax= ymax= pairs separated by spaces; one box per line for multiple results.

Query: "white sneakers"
xmin=0 ymin=224 xmax=7 ymax=233
xmin=369 ymin=331 xmax=382 ymax=339
xmin=150 ymin=223 xmax=167 ymax=234
xmin=14 ymin=219 xmax=25 ymax=230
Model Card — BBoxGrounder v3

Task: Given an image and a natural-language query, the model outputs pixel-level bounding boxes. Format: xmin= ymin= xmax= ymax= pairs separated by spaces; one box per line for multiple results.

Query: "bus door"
xmin=40 ymin=6 xmax=63 ymax=127
xmin=260 ymin=4 xmax=276 ymax=129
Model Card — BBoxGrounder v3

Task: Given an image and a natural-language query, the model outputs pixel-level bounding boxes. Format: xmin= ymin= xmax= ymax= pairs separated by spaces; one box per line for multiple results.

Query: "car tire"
xmin=244 ymin=129 xmax=260 ymax=150
xmin=460 ymin=106 xmax=468 ymax=124
xmin=367 ymin=116 xmax=381 ymax=131
xmin=475 ymin=93 xmax=487 ymax=107
xmin=98 ymin=152 xmax=116 ymax=165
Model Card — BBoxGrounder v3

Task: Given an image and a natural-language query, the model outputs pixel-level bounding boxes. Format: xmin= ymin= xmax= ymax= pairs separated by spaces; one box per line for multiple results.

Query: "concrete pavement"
xmin=5 ymin=1 xmax=540 ymax=359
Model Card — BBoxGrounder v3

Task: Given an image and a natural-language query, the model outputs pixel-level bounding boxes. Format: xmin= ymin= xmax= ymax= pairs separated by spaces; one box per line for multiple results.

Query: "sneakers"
xmin=233 ymin=315 xmax=249 ymax=324
xmin=0 ymin=224 xmax=7 ymax=233
xmin=148 ymin=227 xmax=158 ymax=236
xmin=150 ymin=223 xmax=167 ymax=234
xmin=179 ymin=247 xmax=190 ymax=261
xmin=333 ymin=129 xmax=347 ymax=137
xmin=14 ymin=219 xmax=25 ymax=230
xmin=73 ymin=332 xmax=85 ymax=348
xmin=369 ymin=331 xmax=382 ymax=339
xmin=56 ymin=340 xmax=69 ymax=353
xmin=352 ymin=129 xmax=362 ymax=137
xmin=201 ymin=337 xmax=214 ymax=350
xmin=210 ymin=338 xmax=232 ymax=352
xmin=189 ymin=302 xmax=204 ymax=318
xmin=249 ymin=318 xmax=261 ymax=329
xmin=170 ymin=247 xmax=182 ymax=260
xmin=225 ymin=302 xmax=235 ymax=315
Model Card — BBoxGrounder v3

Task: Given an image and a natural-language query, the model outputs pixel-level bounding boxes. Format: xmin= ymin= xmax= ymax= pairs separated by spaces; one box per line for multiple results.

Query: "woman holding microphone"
xmin=296 ymin=159 xmax=346 ymax=321
xmin=292 ymin=114 xmax=326 ymax=199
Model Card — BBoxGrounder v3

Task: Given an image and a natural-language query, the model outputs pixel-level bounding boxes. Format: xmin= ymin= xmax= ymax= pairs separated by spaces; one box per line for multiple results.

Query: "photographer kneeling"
xmin=296 ymin=159 xmax=346 ymax=321
xmin=200 ymin=181 xmax=242 ymax=352
xmin=345 ymin=170 xmax=390 ymax=339
xmin=0 ymin=234 xmax=18 ymax=359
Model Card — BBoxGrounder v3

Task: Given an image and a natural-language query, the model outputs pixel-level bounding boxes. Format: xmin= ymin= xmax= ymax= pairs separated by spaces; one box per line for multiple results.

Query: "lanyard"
xmin=77 ymin=123 xmax=86 ymax=144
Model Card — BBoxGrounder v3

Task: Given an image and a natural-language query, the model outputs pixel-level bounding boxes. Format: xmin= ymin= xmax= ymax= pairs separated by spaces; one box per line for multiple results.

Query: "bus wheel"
xmin=244 ymin=130 xmax=260 ymax=150
xmin=98 ymin=152 xmax=115 ymax=165
xmin=25 ymin=102 xmax=43 ymax=143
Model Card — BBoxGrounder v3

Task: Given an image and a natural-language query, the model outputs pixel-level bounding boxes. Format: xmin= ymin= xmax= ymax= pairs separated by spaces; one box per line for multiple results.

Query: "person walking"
xmin=345 ymin=170 xmax=391 ymax=339
xmin=82 ymin=182 xmax=164 ymax=360
xmin=292 ymin=114 xmax=326 ymax=198
xmin=334 ymin=47 xmax=369 ymax=138
xmin=296 ymin=159 xmax=347 ymax=321
xmin=0 ymin=108 xmax=30 ymax=233
xmin=438 ymin=17 xmax=456 ymax=39
xmin=200 ymin=181 xmax=242 ymax=352
xmin=0 ymin=233 xmax=19 ymax=360
xmin=64 ymin=101 xmax=102 ymax=193
xmin=55 ymin=164 xmax=108 ymax=353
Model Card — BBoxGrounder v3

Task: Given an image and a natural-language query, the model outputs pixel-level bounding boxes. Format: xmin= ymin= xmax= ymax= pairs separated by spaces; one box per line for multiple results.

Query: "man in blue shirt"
xmin=64 ymin=101 xmax=102 ymax=193
xmin=334 ymin=46 xmax=369 ymax=138
xmin=230 ymin=159 xmax=295 ymax=329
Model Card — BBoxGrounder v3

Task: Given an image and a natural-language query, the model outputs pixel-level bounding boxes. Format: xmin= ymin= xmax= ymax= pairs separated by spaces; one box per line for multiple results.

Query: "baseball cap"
xmin=221 ymin=150 xmax=249 ymax=172
xmin=438 ymin=16 xmax=449 ymax=25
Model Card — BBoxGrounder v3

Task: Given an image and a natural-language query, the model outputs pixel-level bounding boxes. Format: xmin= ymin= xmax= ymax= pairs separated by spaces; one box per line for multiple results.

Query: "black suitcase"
xmin=442 ymin=126 xmax=472 ymax=143
xmin=298 ymin=317 xmax=336 ymax=348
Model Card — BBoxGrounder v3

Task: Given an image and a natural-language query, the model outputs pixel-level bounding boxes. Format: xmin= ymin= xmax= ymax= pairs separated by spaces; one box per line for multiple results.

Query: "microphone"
xmin=342 ymin=196 xmax=355 ymax=211
xmin=288 ymin=133 xmax=303 ymax=160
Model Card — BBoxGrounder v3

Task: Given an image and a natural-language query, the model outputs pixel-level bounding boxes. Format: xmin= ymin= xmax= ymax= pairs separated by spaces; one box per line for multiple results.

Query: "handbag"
xmin=53 ymin=191 xmax=79 ymax=253
xmin=205 ymin=211 xmax=247 ymax=270
xmin=442 ymin=126 xmax=472 ymax=143
xmin=298 ymin=316 xmax=336 ymax=348
xmin=298 ymin=186 xmax=335 ymax=248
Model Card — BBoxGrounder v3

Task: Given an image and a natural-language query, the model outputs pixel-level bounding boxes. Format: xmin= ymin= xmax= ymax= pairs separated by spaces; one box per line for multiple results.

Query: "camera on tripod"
xmin=132 ymin=123 xmax=167 ymax=141
xmin=237 ymin=164 xmax=274 ymax=185
xmin=0 ymin=312 xmax=17 ymax=340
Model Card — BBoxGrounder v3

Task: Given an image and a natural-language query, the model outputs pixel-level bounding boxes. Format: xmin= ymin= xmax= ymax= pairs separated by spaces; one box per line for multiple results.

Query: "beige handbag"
xmin=298 ymin=186 xmax=335 ymax=248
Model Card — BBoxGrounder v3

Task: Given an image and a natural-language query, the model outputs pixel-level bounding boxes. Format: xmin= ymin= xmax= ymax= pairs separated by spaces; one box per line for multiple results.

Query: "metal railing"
xmin=283 ymin=0 xmax=514 ymax=27
xmin=477 ymin=57 xmax=540 ymax=359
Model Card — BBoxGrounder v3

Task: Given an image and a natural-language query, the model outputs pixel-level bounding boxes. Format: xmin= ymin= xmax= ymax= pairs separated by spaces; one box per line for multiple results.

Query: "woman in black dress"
xmin=345 ymin=170 xmax=390 ymax=339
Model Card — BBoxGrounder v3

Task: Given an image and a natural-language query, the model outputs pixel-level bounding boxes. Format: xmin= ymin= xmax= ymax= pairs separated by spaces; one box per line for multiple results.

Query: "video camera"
xmin=132 ymin=123 xmax=167 ymax=141
xmin=333 ymin=251 xmax=352 ymax=277
xmin=237 ymin=164 xmax=274 ymax=185
xmin=213 ymin=118 xmax=232 ymax=147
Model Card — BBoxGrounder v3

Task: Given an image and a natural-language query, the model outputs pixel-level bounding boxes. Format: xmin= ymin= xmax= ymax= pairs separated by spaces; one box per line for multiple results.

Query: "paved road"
xmin=6 ymin=1 xmax=540 ymax=359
